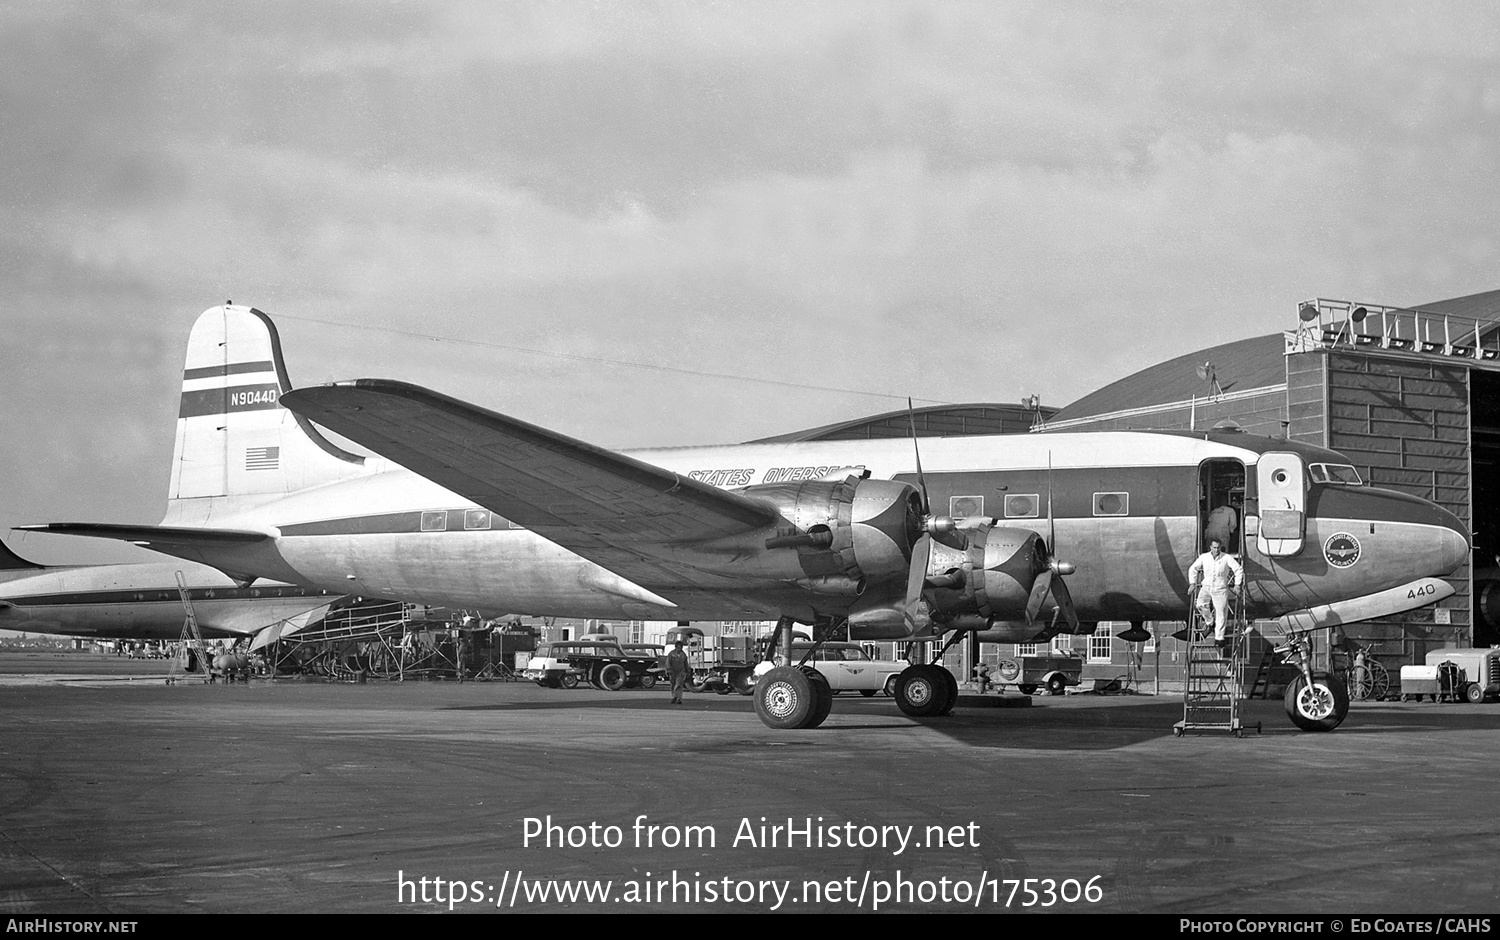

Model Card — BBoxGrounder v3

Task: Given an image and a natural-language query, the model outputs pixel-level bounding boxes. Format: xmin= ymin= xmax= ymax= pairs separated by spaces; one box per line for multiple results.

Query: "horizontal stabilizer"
xmin=12 ymin=524 xmax=293 ymax=585
xmin=16 ymin=523 xmax=269 ymax=545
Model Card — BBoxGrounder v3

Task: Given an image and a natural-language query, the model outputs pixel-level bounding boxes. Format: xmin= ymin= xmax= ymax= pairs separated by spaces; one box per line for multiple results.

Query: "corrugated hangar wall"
xmin=1287 ymin=349 xmax=1473 ymax=661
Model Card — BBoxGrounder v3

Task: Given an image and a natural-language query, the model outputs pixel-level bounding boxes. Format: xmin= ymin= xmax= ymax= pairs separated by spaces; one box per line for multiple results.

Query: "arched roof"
xmin=751 ymin=402 xmax=1054 ymax=443
xmin=1048 ymin=333 xmax=1286 ymax=423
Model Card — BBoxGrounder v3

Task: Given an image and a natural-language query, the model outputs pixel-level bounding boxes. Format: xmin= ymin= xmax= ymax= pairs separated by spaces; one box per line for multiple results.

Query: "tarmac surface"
xmin=2 ymin=652 xmax=1499 ymax=915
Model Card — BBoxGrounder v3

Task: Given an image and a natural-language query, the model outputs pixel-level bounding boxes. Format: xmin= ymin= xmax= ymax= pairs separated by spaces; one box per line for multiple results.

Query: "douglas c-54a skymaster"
xmin=20 ymin=306 xmax=1469 ymax=732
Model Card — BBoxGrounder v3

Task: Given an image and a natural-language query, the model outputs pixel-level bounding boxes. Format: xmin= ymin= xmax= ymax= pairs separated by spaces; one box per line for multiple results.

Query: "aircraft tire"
xmin=895 ymin=664 xmax=951 ymax=718
xmin=1284 ymin=671 xmax=1349 ymax=732
xmin=937 ymin=667 xmax=959 ymax=715
xmin=754 ymin=666 xmax=816 ymax=730
xmin=802 ymin=667 xmax=833 ymax=728
xmin=599 ymin=663 xmax=627 ymax=691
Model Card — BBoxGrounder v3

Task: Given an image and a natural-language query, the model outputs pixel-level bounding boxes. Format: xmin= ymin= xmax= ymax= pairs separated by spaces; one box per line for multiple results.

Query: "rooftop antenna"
xmin=1196 ymin=361 xmax=1224 ymax=400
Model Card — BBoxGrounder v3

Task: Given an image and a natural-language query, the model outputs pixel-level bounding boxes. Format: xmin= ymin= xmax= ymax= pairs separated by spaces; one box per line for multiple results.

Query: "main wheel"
xmin=895 ymin=664 xmax=952 ymax=718
xmin=937 ymin=667 xmax=959 ymax=715
xmin=802 ymin=667 xmax=833 ymax=728
xmin=599 ymin=663 xmax=627 ymax=691
xmin=637 ymin=674 xmax=656 ymax=690
xmin=754 ymin=666 xmax=817 ymax=729
xmin=1046 ymin=673 xmax=1068 ymax=695
xmin=730 ymin=669 xmax=755 ymax=696
xmin=1284 ymin=671 xmax=1350 ymax=732
xmin=560 ymin=673 xmax=579 ymax=690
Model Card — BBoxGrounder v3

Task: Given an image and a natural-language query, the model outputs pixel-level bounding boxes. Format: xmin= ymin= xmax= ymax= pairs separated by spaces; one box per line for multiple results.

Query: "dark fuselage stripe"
xmin=182 ymin=360 xmax=276 ymax=381
xmin=5 ymin=586 xmax=335 ymax=607
xmin=179 ymin=384 xmax=281 ymax=418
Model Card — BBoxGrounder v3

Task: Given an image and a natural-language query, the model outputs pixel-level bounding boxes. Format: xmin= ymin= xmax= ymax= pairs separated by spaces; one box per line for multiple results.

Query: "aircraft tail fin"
xmin=164 ymin=305 xmax=366 ymax=523
xmin=0 ymin=536 xmax=46 ymax=581
xmin=0 ymin=538 xmax=46 ymax=571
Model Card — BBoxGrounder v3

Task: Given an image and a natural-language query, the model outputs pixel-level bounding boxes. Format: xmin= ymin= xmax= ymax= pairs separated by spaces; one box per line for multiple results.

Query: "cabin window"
xmin=1308 ymin=463 xmax=1363 ymax=485
xmin=1093 ymin=492 xmax=1129 ymax=516
xmin=421 ymin=510 xmax=448 ymax=532
xmin=464 ymin=509 xmax=492 ymax=530
xmin=1004 ymin=494 xmax=1039 ymax=518
xmin=949 ymin=495 xmax=984 ymax=518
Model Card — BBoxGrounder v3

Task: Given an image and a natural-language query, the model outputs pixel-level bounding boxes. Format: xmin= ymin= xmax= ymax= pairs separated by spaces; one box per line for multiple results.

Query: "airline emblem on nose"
xmin=1324 ymin=532 xmax=1362 ymax=569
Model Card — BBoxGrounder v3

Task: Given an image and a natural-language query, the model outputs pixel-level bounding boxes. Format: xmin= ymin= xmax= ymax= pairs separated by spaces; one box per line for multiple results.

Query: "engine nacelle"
xmin=923 ymin=525 xmax=1050 ymax=626
xmin=739 ymin=477 xmax=921 ymax=590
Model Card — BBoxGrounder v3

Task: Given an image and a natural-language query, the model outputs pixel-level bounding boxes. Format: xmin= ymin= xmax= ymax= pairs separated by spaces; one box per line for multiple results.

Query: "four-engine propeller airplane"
xmin=18 ymin=306 xmax=1469 ymax=731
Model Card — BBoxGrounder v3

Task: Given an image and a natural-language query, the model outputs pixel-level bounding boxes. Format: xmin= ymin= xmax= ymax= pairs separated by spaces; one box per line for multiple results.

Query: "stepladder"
xmin=1174 ymin=579 xmax=1262 ymax=738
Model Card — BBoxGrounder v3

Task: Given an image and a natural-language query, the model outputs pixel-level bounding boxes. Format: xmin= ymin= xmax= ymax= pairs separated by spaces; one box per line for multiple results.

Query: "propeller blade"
xmin=1049 ymin=570 xmax=1081 ymax=632
xmin=903 ymin=533 xmax=932 ymax=632
xmin=906 ymin=398 xmax=931 ymax=515
xmin=1046 ymin=451 xmax=1056 ymax=552
xmin=1025 ymin=569 xmax=1053 ymax=624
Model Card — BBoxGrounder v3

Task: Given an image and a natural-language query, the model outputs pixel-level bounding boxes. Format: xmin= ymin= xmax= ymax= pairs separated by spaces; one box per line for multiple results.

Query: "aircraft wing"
xmin=280 ymin=380 xmax=784 ymax=588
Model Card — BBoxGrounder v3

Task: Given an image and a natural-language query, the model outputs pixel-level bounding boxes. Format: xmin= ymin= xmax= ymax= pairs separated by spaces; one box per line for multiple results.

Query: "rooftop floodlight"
xmin=1481 ymin=348 xmax=1500 ymax=360
xmin=1298 ymin=302 xmax=1320 ymax=322
xmin=1351 ymin=306 xmax=1368 ymax=323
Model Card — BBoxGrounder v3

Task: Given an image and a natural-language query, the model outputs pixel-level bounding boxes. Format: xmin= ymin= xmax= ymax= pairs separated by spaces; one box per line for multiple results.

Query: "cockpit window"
xmin=1309 ymin=463 xmax=1363 ymax=485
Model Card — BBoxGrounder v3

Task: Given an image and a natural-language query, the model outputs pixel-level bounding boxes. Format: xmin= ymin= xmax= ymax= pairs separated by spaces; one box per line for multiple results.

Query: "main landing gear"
xmin=893 ymin=631 xmax=964 ymax=718
xmin=751 ymin=615 xmax=839 ymax=729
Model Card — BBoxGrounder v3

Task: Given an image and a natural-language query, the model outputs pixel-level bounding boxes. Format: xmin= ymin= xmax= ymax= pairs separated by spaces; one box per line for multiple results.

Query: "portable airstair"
xmin=166 ymin=570 xmax=213 ymax=685
xmin=1174 ymin=579 xmax=1261 ymax=737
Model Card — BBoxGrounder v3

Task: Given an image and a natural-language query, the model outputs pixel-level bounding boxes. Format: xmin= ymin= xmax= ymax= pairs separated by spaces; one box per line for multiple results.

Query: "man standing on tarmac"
xmin=667 ymin=638 xmax=690 ymax=704
xmin=1188 ymin=538 xmax=1244 ymax=649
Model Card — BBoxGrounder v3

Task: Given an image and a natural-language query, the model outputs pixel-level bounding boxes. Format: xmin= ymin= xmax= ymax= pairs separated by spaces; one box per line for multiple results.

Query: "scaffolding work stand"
xmin=1174 ymin=584 xmax=1262 ymax=738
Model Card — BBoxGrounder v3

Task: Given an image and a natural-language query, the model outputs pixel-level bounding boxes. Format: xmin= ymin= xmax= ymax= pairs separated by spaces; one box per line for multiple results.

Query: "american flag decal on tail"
xmin=245 ymin=446 xmax=280 ymax=471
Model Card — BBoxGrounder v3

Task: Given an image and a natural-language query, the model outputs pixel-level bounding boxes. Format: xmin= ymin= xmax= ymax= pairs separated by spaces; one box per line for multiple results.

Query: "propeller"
xmin=1024 ymin=453 xmax=1081 ymax=632
xmin=902 ymin=399 xmax=968 ymax=633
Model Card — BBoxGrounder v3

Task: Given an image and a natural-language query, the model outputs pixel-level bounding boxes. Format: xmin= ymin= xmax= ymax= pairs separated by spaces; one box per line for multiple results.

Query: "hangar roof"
xmin=1051 ymin=287 xmax=1500 ymax=423
xmin=752 ymin=402 xmax=1054 ymax=443
xmin=1049 ymin=333 xmax=1286 ymax=423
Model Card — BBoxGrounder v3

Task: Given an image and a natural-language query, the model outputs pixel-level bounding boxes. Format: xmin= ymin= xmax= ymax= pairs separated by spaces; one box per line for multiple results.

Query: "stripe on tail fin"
xmin=166 ymin=305 xmax=366 ymax=518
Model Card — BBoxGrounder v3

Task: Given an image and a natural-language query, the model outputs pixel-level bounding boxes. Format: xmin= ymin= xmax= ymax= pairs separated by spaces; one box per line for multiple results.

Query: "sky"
xmin=3 ymin=0 xmax=1500 ymax=564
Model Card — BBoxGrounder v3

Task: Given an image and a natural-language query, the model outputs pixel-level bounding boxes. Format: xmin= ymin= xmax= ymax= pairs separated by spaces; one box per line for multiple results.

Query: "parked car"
xmin=789 ymin=642 xmax=909 ymax=697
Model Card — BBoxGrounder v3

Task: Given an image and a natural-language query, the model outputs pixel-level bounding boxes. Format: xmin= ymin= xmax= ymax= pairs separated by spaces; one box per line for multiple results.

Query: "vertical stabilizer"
xmin=0 ymin=539 xmax=47 ymax=571
xmin=166 ymin=305 xmax=365 ymax=519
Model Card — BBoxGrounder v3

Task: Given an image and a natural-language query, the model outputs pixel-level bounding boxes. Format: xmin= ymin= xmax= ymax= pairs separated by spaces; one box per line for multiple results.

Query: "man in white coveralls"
xmin=1188 ymin=538 xmax=1244 ymax=649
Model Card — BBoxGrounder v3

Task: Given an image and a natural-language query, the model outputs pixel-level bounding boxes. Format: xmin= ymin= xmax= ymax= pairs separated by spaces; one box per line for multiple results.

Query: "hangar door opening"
xmin=1470 ymin=370 xmax=1500 ymax=647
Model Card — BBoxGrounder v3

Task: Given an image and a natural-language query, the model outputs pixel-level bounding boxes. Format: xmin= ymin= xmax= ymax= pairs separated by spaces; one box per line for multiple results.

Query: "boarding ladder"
xmin=1174 ymin=577 xmax=1261 ymax=737
xmin=166 ymin=570 xmax=213 ymax=685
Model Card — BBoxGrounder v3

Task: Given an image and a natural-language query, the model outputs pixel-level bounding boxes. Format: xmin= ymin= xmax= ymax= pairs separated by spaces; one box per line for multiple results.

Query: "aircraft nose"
xmin=1431 ymin=503 xmax=1470 ymax=575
